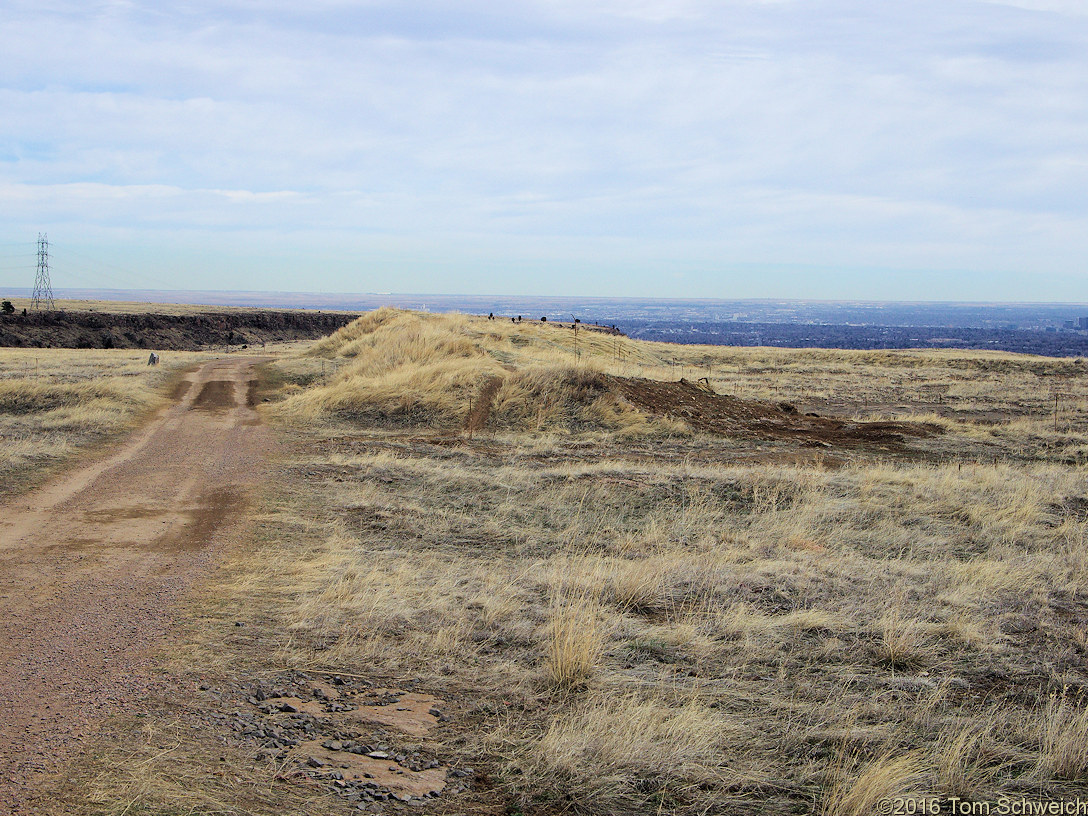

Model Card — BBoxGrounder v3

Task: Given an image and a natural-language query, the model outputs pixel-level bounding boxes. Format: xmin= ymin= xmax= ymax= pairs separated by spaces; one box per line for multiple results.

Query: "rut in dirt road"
xmin=0 ymin=358 xmax=275 ymax=815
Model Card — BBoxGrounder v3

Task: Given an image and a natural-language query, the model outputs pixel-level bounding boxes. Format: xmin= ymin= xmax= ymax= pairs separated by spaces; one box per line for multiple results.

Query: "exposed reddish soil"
xmin=153 ymin=669 xmax=486 ymax=811
xmin=463 ymin=376 xmax=504 ymax=432
xmin=612 ymin=376 xmax=939 ymax=448
xmin=0 ymin=357 xmax=275 ymax=814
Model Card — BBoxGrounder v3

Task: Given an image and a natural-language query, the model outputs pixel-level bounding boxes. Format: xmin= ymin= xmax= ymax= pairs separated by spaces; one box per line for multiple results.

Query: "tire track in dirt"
xmin=463 ymin=376 xmax=504 ymax=433
xmin=0 ymin=357 xmax=275 ymax=814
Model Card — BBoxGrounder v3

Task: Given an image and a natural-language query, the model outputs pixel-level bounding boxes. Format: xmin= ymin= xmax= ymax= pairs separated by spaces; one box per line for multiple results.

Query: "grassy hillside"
xmin=275 ymin=307 xmax=683 ymax=435
xmin=76 ymin=309 xmax=1088 ymax=815
xmin=278 ymin=307 xmax=1088 ymax=462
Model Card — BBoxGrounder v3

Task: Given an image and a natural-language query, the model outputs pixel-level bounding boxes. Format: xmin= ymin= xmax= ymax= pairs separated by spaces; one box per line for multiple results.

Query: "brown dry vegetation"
xmin=0 ymin=347 xmax=213 ymax=500
xmin=44 ymin=308 xmax=1088 ymax=814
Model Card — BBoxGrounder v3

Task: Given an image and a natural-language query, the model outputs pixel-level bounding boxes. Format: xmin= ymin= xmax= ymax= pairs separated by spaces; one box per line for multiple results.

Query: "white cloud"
xmin=976 ymin=0 xmax=1088 ymax=14
xmin=0 ymin=0 xmax=1086 ymax=297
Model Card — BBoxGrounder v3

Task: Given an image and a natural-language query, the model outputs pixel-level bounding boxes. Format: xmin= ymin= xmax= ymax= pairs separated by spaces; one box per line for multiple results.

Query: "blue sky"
xmin=1 ymin=0 xmax=1086 ymax=300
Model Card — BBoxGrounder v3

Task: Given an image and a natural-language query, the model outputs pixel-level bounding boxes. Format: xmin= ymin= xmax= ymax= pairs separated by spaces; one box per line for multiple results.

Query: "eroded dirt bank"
xmin=0 ymin=309 xmax=357 ymax=350
xmin=0 ymin=357 xmax=275 ymax=814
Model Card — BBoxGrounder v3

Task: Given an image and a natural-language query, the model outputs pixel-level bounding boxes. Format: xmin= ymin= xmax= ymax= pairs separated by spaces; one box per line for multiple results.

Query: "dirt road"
xmin=0 ymin=358 xmax=274 ymax=814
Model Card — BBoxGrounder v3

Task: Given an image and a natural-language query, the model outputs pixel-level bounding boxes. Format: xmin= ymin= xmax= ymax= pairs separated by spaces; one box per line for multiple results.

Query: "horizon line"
xmin=3 ymin=286 xmax=1088 ymax=309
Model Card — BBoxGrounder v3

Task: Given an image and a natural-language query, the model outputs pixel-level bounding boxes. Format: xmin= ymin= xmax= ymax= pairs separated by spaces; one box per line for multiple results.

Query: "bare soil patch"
xmin=170 ymin=379 xmax=192 ymax=400
xmin=612 ymin=376 xmax=939 ymax=449
xmin=192 ymin=378 xmax=236 ymax=410
xmin=464 ymin=375 xmax=504 ymax=432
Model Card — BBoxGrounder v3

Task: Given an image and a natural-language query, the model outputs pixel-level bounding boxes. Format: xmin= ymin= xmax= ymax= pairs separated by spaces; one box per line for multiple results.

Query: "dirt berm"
xmin=612 ymin=376 xmax=939 ymax=448
xmin=0 ymin=309 xmax=358 ymax=350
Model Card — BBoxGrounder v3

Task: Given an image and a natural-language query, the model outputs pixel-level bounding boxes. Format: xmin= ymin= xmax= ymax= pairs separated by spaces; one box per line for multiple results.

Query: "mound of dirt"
xmin=0 ymin=309 xmax=358 ymax=350
xmin=611 ymin=376 xmax=938 ymax=449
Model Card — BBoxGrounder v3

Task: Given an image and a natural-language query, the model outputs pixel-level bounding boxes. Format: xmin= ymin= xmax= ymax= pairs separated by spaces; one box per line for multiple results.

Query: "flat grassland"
xmin=12 ymin=308 xmax=1088 ymax=815
xmin=0 ymin=346 xmax=212 ymax=499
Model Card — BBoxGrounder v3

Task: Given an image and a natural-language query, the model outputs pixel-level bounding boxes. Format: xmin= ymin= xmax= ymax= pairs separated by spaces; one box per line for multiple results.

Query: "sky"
xmin=1 ymin=0 xmax=1087 ymax=301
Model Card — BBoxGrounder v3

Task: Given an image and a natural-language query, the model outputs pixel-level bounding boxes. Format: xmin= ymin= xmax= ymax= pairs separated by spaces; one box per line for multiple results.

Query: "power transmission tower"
xmin=32 ymin=232 xmax=55 ymax=310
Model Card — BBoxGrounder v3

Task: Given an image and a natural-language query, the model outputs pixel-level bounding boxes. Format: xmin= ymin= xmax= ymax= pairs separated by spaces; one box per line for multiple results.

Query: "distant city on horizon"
xmin=6 ymin=286 xmax=1088 ymax=320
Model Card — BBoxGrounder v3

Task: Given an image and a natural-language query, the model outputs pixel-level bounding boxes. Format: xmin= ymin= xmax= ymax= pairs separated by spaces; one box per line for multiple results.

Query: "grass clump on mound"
xmin=279 ymin=308 xmax=686 ymax=435
xmin=288 ymin=309 xmax=505 ymax=427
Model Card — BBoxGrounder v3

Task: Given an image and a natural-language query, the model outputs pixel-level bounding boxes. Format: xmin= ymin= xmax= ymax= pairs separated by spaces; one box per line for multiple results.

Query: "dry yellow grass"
xmin=1037 ymin=692 xmax=1088 ymax=780
xmin=545 ymin=592 xmax=605 ymax=690
xmin=493 ymin=691 xmax=725 ymax=813
xmin=274 ymin=307 xmax=1088 ymax=461
xmin=934 ymin=722 xmax=995 ymax=798
xmin=281 ymin=308 xmax=689 ymax=434
xmin=68 ymin=308 xmax=1088 ymax=814
xmin=0 ymin=346 xmax=210 ymax=498
xmin=822 ymin=751 xmax=929 ymax=816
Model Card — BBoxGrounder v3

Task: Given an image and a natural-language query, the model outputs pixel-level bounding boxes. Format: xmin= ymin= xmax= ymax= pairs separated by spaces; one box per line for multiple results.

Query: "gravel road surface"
xmin=0 ymin=358 xmax=274 ymax=813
